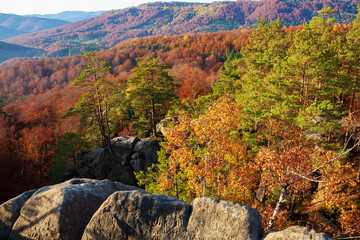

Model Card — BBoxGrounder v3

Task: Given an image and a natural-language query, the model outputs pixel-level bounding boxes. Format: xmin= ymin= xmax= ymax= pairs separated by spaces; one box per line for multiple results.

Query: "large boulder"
xmin=187 ymin=197 xmax=263 ymax=240
xmin=9 ymin=178 xmax=141 ymax=240
xmin=82 ymin=191 xmax=191 ymax=240
xmin=0 ymin=189 xmax=37 ymax=240
xmin=262 ymin=226 xmax=331 ymax=240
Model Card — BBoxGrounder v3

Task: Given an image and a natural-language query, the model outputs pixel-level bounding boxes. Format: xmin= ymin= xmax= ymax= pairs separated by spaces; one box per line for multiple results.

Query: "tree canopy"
xmin=127 ymin=56 xmax=177 ymax=137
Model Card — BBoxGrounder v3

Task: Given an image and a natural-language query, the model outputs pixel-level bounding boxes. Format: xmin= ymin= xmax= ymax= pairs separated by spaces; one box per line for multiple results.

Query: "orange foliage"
xmin=255 ymin=120 xmax=360 ymax=235
xmin=164 ymin=96 xmax=259 ymax=203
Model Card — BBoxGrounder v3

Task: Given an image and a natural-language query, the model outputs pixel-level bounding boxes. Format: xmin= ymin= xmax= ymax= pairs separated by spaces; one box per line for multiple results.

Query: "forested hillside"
xmin=5 ymin=0 xmax=360 ymax=57
xmin=0 ymin=8 xmax=359 ymax=238
xmin=0 ymin=29 xmax=244 ymax=201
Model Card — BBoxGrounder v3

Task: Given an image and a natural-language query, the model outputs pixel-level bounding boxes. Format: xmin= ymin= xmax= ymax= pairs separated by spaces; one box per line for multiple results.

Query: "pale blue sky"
xmin=2 ymin=0 xmax=234 ymax=15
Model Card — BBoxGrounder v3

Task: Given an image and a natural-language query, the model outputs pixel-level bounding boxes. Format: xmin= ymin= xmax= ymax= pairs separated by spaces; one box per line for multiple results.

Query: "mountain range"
xmin=0 ymin=13 xmax=68 ymax=39
xmin=27 ymin=11 xmax=106 ymax=22
xmin=0 ymin=11 xmax=105 ymax=62
xmin=2 ymin=0 xmax=360 ymax=59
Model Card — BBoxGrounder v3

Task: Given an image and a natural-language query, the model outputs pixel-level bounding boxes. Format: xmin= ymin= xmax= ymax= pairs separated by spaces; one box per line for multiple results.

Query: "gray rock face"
xmin=82 ymin=195 xmax=263 ymax=240
xmin=75 ymin=136 xmax=159 ymax=186
xmin=82 ymin=191 xmax=191 ymax=240
xmin=106 ymin=164 xmax=137 ymax=185
xmin=0 ymin=189 xmax=37 ymax=240
xmin=0 ymin=178 xmax=332 ymax=240
xmin=156 ymin=116 xmax=179 ymax=136
xmin=131 ymin=140 xmax=159 ymax=172
xmin=9 ymin=179 xmax=140 ymax=240
xmin=262 ymin=226 xmax=331 ymax=240
xmin=188 ymin=197 xmax=263 ymax=240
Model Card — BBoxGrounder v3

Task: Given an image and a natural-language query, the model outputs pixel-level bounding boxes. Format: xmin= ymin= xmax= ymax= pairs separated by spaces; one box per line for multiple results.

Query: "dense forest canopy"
xmin=0 ymin=6 xmax=360 ymax=238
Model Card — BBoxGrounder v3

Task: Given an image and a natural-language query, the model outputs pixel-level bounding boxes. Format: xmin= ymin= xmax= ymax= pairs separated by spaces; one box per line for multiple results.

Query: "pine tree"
xmin=71 ymin=51 xmax=123 ymax=149
xmin=341 ymin=6 xmax=360 ymax=112
xmin=127 ymin=56 xmax=177 ymax=137
xmin=238 ymin=18 xmax=291 ymax=130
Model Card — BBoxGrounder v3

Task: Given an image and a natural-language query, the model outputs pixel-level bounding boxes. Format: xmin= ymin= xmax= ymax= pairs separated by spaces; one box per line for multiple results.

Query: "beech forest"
xmin=0 ymin=8 xmax=359 ymax=238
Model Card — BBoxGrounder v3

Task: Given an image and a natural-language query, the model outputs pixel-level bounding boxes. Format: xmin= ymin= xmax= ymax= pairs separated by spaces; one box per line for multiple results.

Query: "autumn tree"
xmin=0 ymin=99 xmax=10 ymax=117
xmin=127 ymin=56 xmax=177 ymax=137
xmin=254 ymin=119 xmax=360 ymax=234
xmin=137 ymin=96 xmax=259 ymax=203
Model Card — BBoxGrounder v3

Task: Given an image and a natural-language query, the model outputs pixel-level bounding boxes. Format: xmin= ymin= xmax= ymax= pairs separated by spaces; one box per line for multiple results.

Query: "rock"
xmin=0 ymin=189 xmax=37 ymax=239
xmin=9 ymin=178 xmax=141 ymax=240
xmin=262 ymin=225 xmax=331 ymax=240
xmin=112 ymin=136 xmax=140 ymax=165
xmin=76 ymin=148 xmax=105 ymax=169
xmin=130 ymin=152 xmax=145 ymax=172
xmin=75 ymin=136 xmax=159 ymax=186
xmin=1 ymin=178 xmax=332 ymax=240
xmin=132 ymin=140 xmax=159 ymax=172
xmin=253 ymin=184 xmax=266 ymax=205
xmin=112 ymin=136 xmax=140 ymax=151
xmin=82 ymin=191 xmax=191 ymax=240
xmin=89 ymin=149 xmax=117 ymax=180
xmin=156 ymin=116 xmax=178 ymax=136
xmin=187 ymin=197 xmax=263 ymax=240
xmin=106 ymin=164 xmax=137 ymax=186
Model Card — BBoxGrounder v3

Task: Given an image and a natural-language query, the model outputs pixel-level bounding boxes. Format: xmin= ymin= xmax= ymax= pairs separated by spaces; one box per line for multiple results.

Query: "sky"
xmin=2 ymin=0 xmax=231 ymax=15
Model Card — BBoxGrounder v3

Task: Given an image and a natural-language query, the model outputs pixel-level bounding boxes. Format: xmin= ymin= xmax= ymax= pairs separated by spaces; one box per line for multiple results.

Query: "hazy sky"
xmin=2 ymin=0 xmax=232 ymax=15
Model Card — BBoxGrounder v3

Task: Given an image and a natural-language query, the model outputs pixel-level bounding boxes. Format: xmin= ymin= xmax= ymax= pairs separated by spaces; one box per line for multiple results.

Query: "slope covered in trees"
xmin=5 ymin=0 xmax=360 ymax=57
xmin=0 ymin=9 xmax=360 ymax=238
xmin=0 ymin=29 xmax=244 ymax=203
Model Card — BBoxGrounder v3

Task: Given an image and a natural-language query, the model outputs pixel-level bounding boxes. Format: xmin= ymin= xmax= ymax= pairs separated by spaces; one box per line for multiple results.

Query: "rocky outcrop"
xmin=262 ymin=226 xmax=331 ymax=240
xmin=75 ymin=136 xmax=159 ymax=186
xmin=0 ymin=189 xmax=37 ymax=240
xmin=156 ymin=116 xmax=178 ymax=136
xmin=82 ymin=192 xmax=263 ymax=240
xmin=0 ymin=178 xmax=332 ymax=240
xmin=7 ymin=179 xmax=140 ymax=240
xmin=187 ymin=198 xmax=263 ymax=240
xmin=82 ymin=191 xmax=191 ymax=240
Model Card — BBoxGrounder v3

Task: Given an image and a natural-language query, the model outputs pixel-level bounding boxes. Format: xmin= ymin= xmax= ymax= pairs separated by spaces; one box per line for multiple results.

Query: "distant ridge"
xmin=0 ymin=26 xmax=26 ymax=40
xmin=0 ymin=13 xmax=69 ymax=33
xmin=5 ymin=0 xmax=360 ymax=57
xmin=0 ymin=41 xmax=44 ymax=63
xmin=28 ymin=11 xmax=106 ymax=22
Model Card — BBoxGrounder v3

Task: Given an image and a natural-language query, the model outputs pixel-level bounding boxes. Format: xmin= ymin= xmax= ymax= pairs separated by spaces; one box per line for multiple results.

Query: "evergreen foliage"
xmin=127 ymin=56 xmax=177 ymax=137
xmin=71 ymin=51 xmax=124 ymax=148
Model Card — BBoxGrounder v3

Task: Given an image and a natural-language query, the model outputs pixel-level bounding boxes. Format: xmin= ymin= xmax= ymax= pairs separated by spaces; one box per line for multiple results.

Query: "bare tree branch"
xmin=287 ymin=166 xmax=325 ymax=182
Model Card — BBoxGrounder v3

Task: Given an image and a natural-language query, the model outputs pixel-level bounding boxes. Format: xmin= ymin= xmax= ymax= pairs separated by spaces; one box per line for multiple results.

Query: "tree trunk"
xmin=267 ymin=184 xmax=288 ymax=230
xmin=151 ymin=99 xmax=157 ymax=137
